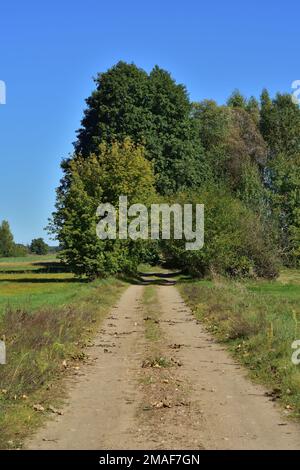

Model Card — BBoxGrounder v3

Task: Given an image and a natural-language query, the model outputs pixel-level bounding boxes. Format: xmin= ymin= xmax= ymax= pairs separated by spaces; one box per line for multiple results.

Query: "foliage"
xmin=30 ymin=238 xmax=48 ymax=255
xmin=0 ymin=221 xmax=15 ymax=257
xmin=268 ymin=153 xmax=300 ymax=266
xmin=162 ymin=188 xmax=279 ymax=279
xmin=227 ymin=89 xmax=247 ymax=109
xmin=51 ymin=138 xmax=157 ymax=278
xmin=260 ymin=91 xmax=300 ymax=263
xmin=51 ymin=62 xmax=300 ymax=275
xmin=74 ymin=61 xmax=208 ymax=194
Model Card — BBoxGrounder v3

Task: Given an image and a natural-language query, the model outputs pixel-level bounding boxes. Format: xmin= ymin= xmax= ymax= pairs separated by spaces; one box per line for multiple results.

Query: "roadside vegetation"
xmin=0 ymin=256 xmax=125 ymax=449
xmin=178 ymin=270 xmax=300 ymax=417
xmin=49 ymin=62 xmax=299 ymax=278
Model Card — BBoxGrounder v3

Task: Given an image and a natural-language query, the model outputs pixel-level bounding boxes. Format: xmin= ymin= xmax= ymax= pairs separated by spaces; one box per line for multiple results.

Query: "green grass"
xmin=0 ymin=254 xmax=57 ymax=264
xmin=178 ymin=269 xmax=300 ymax=418
xmin=0 ymin=256 xmax=126 ymax=449
xmin=0 ymin=272 xmax=85 ymax=314
xmin=0 ymin=254 xmax=58 ymax=272
xmin=0 ymin=255 xmax=82 ymax=314
xmin=279 ymin=269 xmax=300 ymax=285
xmin=138 ymin=263 xmax=166 ymax=274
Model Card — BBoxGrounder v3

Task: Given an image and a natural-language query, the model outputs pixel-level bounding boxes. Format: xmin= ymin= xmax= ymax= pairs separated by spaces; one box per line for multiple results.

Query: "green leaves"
xmin=75 ymin=61 xmax=205 ymax=195
xmin=0 ymin=221 xmax=14 ymax=257
xmin=30 ymin=238 xmax=48 ymax=255
xmin=51 ymin=139 xmax=157 ymax=278
xmin=51 ymin=62 xmax=300 ymax=276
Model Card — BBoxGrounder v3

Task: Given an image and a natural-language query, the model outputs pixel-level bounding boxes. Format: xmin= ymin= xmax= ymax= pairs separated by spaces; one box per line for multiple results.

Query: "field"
xmin=178 ymin=269 xmax=300 ymax=417
xmin=0 ymin=254 xmax=60 ymax=272
xmin=0 ymin=255 xmax=81 ymax=313
xmin=0 ymin=255 xmax=126 ymax=449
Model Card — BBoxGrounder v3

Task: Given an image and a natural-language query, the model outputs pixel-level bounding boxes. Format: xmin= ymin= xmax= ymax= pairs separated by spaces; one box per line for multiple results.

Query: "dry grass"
xmin=178 ymin=271 xmax=300 ymax=418
xmin=0 ymin=264 xmax=126 ymax=449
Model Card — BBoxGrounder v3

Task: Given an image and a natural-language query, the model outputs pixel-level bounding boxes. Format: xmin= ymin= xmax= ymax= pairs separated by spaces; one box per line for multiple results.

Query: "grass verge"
xmin=0 ymin=277 xmax=126 ymax=449
xmin=178 ymin=271 xmax=300 ymax=418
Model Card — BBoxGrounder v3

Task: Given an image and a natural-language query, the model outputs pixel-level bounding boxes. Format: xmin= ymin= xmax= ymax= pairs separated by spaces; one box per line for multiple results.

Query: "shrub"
xmin=162 ymin=187 xmax=279 ymax=279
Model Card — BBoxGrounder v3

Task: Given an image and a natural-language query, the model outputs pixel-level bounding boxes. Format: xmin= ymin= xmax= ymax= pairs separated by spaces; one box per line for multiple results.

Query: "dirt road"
xmin=27 ymin=276 xmax=300 ymax=450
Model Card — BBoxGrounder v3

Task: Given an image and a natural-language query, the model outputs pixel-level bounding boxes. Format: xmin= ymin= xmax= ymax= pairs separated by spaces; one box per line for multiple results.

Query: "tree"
xmin=13 ymin=244 xmax=28 ymax=257
xmin=227 ymin=89 xmax=247 ymax=109
xmin=260 ymin=91 xmax=300 ymax=157
xmin=51 ymin=139 xmax=157 ymax=277
xmin=191 ymin=100 xmax=230 ymax=152
xmin=0 ymin=221 xmax=15 ymax=257
xmin=191 ymin=100 xmax=230 ymax=183
xmin=260 ymin=90 xmax=300 ymax=264
xmin=260 ymin=88 xmax=273 ymax=151
xmin=51 ymin=63 xmax=299 ymax=275
xmin=192 ymin=100 xmax=267 ymax=204
xmin=246 ymin=96 xmax=260 ymax=125
xmin=162 ymin=188 xmax=278 ymax=279
xmin=30 ymin=238 xmax=48 ymax=255
xmin=268 ymin=153 xmax=300 ymax=266
xmin=75 ymin=62 xmax=151 ymax=156
xmin=73 ymin=61 xmax=208 ymax=194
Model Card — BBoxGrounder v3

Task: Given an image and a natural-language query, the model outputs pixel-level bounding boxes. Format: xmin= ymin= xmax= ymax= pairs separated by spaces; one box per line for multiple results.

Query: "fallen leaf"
xmin=33 ymin=404 xmax=45 ymax=412
xmin=48 ymin=405 xmax=63 ymax=416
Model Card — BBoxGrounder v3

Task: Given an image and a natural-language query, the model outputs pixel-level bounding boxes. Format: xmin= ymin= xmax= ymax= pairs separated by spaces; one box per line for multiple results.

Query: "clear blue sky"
xmin=0 ymin=0 xmax=299 ymax=244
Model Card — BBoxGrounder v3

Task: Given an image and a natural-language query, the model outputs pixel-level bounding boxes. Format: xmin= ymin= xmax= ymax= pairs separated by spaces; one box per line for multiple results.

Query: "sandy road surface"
xmin=27 ymin=276 xmax=300 ymax=450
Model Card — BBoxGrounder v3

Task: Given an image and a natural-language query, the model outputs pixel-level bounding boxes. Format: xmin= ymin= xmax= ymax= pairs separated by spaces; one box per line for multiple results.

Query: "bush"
xmin=162 ymin=187 xmax=279 ymax=279
xmin=50 ymin=139 xmax=157 ymax=278
xmin=12 ymin=244 xmax=28 ymax=257
xmin=30 ymin=238 xmax=48 ymax=255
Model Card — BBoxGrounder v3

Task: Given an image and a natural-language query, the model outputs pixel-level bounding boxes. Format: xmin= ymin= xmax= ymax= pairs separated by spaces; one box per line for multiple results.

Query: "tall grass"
xmin=0 ymin=278 xmax=125 ymax=449
xmin=178 ymin=273 xmax=300 ymax=417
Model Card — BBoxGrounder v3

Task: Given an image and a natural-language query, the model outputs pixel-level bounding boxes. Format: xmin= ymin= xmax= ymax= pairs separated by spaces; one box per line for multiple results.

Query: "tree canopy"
xmin=51 ymin=61 xmax=300 ymax=277
xmin=30 ymin=238 xmax=49 ymax=255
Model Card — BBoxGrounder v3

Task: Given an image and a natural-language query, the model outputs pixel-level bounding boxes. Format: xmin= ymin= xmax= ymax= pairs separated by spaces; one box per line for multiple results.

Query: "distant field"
xmin=0 ymin=254 xmax=59 ymax=272
xmin=178 ymin=269 xmax=300 ymax=417
xmin=0 ymin=255 xmax=82 ymax=313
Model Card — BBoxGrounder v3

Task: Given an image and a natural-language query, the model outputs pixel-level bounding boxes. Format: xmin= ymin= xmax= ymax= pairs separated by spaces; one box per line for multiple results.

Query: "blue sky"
xmin=0 ymin=0 xmax=299 ymax=244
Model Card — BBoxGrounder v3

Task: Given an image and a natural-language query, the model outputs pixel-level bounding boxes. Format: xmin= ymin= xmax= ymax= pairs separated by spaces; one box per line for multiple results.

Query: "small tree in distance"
xmin=0 ymin=221 xmax=15 ymax=257
xmin=30 ymin=238 xmax=48 ymax=255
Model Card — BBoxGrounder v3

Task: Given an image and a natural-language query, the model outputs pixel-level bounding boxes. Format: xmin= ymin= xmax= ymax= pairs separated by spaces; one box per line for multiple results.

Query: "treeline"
xmin=0 ymin=220 xmax=50 ymax=257
xmin=51 ymin=61 xmax=300 ymax=278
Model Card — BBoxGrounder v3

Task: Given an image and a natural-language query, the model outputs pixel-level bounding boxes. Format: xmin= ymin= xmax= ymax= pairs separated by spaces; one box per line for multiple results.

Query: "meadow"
xmin=0 ymin=255 xmax=81 ymax=313
xmin=0 ymin=255 xmax=126 ymax=449
xmin=178 ymin=269 xmax=300 ymax=417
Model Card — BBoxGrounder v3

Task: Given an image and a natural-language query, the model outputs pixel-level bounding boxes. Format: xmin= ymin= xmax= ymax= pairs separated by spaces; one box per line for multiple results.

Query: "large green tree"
xmin=51 ymin=138 xmax=157 ymax=277
xmin=192 ymin=99 xmax=268 ymax=210
xmin=74 ymin=61 xmax=208 ymax=194
xmin=260 ymin=91 xmax=300 ymax=157
xmin=260 ymin=91 xmax=300 ymax=264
